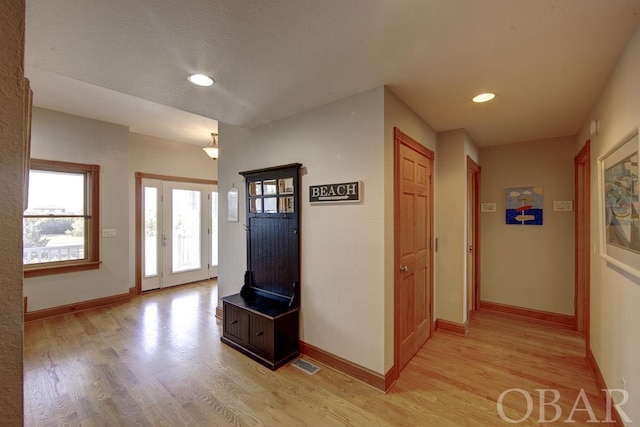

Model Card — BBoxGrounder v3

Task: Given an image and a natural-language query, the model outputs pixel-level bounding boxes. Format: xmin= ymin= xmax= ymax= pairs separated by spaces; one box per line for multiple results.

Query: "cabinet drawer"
xmin=221 ymin=293 xmax=299 ymax=370
xmin=248 ymin=314 xmax=274 ymax=359
xmin=223 ymin=302 xmax=247 ymax=345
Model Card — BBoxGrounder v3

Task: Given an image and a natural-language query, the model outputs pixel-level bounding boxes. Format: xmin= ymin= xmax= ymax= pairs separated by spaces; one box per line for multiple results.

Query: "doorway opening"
xmin=135 ymin=173 xmax=218 ymax=293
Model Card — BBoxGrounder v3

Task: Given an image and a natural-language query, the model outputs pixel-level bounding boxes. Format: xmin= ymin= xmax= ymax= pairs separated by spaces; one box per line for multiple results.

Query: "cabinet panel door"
xmin=274 ymin=311 xmax=299 ymax=361
xmin=248 ymin=216 xmax=299 ymax=297
xmin=248 ymin=314 xmax=274 ymax=359
xmin=224 ymin=303 xmax=247 ymax=345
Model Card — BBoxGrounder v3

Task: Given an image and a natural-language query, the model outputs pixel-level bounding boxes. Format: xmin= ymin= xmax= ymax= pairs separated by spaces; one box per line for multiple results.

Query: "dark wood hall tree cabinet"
xmin=221 ymin=163 xmax=301 ymax=370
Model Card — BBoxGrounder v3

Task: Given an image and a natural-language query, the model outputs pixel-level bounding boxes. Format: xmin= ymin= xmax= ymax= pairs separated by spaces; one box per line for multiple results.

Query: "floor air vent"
xmin=292 ymin=358 xmax=320 ymax=375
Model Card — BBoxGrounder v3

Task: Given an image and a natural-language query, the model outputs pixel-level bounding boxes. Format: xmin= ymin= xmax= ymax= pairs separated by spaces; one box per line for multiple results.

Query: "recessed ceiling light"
xmin=472 ymin=92 xmax=496 ymax=103
xmin=187 ymin=74 xmax=214 ymax=87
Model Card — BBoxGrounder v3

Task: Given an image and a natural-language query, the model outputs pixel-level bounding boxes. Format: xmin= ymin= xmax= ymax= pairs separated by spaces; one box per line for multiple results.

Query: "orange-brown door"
xmin=575 ymin=141 xmax=590 ymax=341
xmin=466 ymin=156 xmax=481 ymax=316
xmin=394 ymin=128 xmax=434 ymax=372
xmin=467 ymin=168 xmax=475 ymax=316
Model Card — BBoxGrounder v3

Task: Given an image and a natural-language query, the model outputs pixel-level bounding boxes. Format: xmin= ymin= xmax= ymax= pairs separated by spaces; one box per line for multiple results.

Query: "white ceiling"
xmin=25 ymin=0 xmax=640 ymax=147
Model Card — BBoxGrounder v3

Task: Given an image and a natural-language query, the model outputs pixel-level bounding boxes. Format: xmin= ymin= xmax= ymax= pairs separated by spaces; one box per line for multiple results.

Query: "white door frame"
xmin=135 ymin=173 xmax=218 ymax=294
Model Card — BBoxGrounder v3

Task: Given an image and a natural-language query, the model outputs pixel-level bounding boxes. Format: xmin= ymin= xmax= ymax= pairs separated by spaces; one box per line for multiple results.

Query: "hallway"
xmin=24 ymin=281 xmax=612 ymax=426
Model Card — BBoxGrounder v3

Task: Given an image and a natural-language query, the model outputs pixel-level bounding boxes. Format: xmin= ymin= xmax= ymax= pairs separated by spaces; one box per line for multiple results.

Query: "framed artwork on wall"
xmin=505 ymin=186 xmax=543 ymax=225
xmin=598 ymin=131 xmax=640 ymax=278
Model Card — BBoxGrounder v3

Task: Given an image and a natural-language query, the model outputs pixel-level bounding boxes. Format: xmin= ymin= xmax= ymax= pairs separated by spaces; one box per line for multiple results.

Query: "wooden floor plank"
xmin=24 ymin=280 xmax=612 ymax=426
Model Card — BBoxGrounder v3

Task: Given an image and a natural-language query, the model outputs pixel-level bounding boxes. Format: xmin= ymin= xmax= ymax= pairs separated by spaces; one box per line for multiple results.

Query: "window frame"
xmin=23 ymin=159 xmax=100 ymax=277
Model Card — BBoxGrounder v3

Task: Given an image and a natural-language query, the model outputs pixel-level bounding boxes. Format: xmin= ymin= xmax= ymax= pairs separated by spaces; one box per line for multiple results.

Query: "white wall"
xmin=0 ymin=0 xmax=25 ymax=422
xmin=434 ymin=129 xmax=480 ymax=324
xmin=217 ymin=123 xmax=251 ymax=302
xmin=129 ymin=132 xmax=218 ymax=179
xmin=218 ymin=87 xmax=387 ymax=373
xmin=577 ymin=25 xmax=640 ymax=423
xmin=128 ymin=132 xmax=217 ymax=286
xmin=435 ymin=130 xmax=465 ymax=324
xmin=25 ymin=108 xmax=130 ymax=311
xmin=24 ymin=113 xmax=218 ymax=308
xmin=464 ymin=134 xmax=480 ymax=167
xmin=218 ymin=87 xmax=437 ymax=375
xmin=480 ymin=137 xmax=576 ymax=315
xmin=383 ymin=88 xmax=437 ymax=371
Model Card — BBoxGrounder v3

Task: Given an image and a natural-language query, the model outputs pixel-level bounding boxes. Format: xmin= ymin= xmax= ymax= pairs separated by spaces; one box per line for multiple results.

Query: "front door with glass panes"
xmin=141 ymin=179 xmax=217 ymax=291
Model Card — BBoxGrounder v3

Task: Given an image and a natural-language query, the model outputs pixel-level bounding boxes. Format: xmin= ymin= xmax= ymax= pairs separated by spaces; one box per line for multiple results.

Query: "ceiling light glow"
xmin=188 ymin=74 xmax=214 ymax=87
xmin=472 ymin=92 xmax=496 ymax=103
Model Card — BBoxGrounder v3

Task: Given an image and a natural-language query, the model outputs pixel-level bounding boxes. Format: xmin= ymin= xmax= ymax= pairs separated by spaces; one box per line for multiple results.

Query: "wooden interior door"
xmin=466 ymin=157 xmax=481 ymax=316
xmin=466 ymin=169 xmax=474 ymax=316
xmin=395 ymin=128 xmax=434 ymax=372
xmin=575 ymin=141 xmax=590 ymax=340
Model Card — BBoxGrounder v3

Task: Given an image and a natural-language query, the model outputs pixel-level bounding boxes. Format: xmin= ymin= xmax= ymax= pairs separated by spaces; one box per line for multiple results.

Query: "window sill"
xmin=24 ymin=261 xmax=101 ymax=278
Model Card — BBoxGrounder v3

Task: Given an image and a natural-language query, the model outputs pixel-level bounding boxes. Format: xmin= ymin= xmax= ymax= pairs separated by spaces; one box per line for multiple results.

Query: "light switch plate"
xmin=101 ymin=229 xmax=116 ymax=238
xmin=481 ymin=203 xmax=497 ymax=213
xmin=553 ymin=201 xmax=573 ymax=212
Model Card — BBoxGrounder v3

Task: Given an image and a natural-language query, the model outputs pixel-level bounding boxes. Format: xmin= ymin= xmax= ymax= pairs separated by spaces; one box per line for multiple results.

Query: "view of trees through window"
xmin=23 ymin=169 xmax=86 ymax=265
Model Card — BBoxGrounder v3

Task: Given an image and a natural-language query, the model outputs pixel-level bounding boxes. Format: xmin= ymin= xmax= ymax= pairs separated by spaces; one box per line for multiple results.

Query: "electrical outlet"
xmin=621 ymin=378 xmax=626 ymax=390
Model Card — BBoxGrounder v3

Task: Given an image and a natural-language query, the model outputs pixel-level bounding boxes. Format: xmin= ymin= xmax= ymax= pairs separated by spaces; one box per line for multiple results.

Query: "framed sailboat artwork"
xmin=505 ymin=186 xmax=543 ymax=225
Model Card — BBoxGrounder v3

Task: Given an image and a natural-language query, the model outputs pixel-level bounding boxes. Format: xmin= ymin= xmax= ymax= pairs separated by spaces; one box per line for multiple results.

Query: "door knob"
xmin=400 ymin=265 xmax=409 ymax=273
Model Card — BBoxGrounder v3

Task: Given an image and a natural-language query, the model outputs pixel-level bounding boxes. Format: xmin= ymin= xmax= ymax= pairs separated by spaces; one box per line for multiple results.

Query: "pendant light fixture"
xmin=203 ymin=132 xmax=219 ymax=159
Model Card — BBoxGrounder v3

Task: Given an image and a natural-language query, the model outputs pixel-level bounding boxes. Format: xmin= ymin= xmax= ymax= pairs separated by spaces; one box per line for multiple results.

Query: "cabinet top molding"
xmin=240 ymin=163 xmax=302 ymax=177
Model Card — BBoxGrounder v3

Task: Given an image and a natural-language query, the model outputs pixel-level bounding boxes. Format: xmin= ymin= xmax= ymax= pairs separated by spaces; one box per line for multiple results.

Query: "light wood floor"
xmin=24 ymin=280 xmax=611 ymax=426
